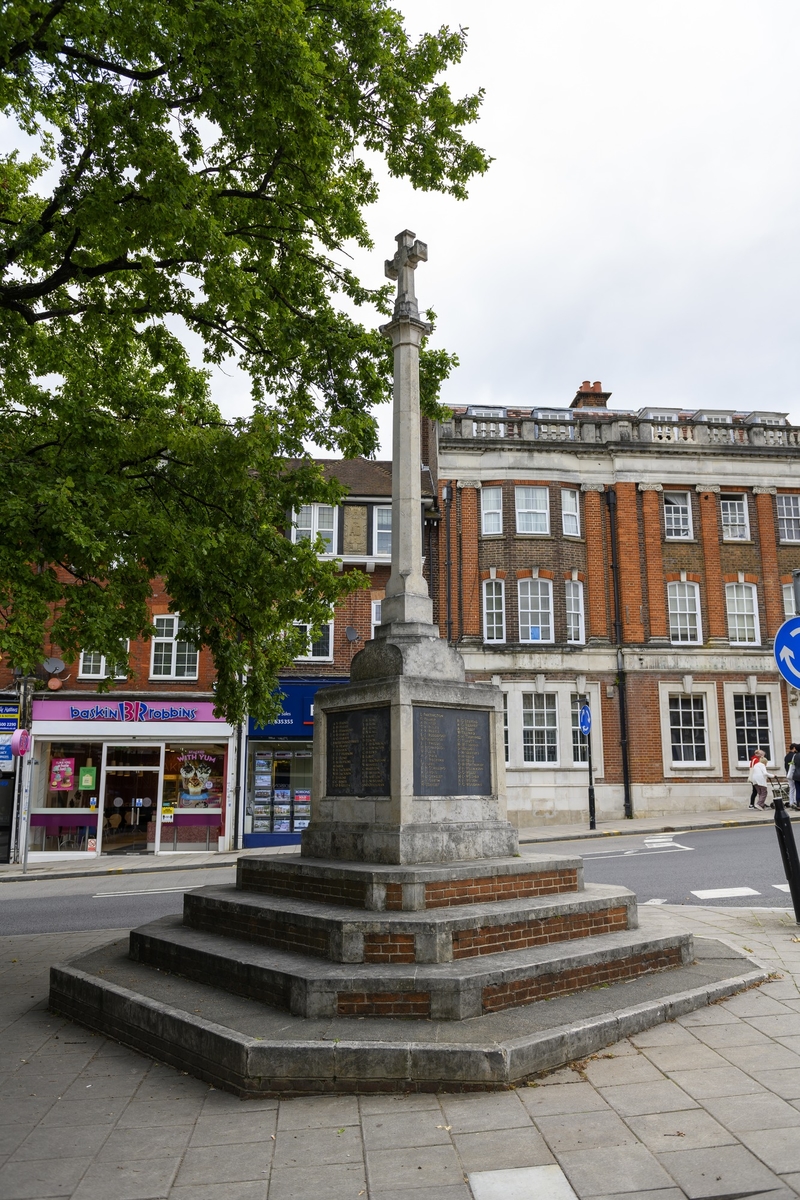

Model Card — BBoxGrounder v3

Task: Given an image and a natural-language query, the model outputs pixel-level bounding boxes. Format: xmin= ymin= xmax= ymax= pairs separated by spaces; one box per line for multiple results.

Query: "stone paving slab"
xmin=9 ymin=901 xmax=800 ymax=1197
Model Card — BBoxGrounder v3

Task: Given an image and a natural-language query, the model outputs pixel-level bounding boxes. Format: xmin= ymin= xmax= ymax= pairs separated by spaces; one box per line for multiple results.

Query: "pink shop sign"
xmin=32 ymin=699 xmax=226 ymax=723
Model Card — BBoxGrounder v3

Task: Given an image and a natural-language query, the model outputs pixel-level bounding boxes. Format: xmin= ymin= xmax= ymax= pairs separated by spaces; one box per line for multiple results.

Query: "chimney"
xmin=570 ymin=380 xmax=612 ymax=409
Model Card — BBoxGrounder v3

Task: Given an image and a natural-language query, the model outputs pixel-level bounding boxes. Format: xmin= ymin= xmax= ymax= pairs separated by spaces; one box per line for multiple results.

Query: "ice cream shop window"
xmin=164 ymin=745 xmax=227 ymax=809
xmin=29 ymin=741 xmax=103 ymax=853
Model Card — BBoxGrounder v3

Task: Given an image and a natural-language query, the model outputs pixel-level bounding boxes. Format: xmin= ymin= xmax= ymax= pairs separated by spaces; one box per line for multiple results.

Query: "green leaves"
xmin=0 ymin=0 xmax=487 ymax=723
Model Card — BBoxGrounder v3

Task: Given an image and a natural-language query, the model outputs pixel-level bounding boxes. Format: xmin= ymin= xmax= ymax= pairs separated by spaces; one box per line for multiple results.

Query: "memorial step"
xmin=129 ymin=914 xmax=692 ymax=1021
xmin=236 ymin=852 xmax=583 ymax=911
xmin=183 ymin=882 xmax=636 ymax=964
xmin=50 ymin=933 xmax=764 ymax=1096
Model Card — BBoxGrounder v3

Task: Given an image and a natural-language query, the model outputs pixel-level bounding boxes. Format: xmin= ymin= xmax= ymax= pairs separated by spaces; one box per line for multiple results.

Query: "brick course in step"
xmin=451 ymin=906 xmax=629 ymax=959
xmin=363 ymin=933 xmax=416 ymax=963
xmin=481 ymin=946 xmax=684 ymax=1013
xmin=424 ymin=869 xmax=578 ymax=909
xmin=238 ymin=867 xmax=367 ymax=908
xmin=186 ymin=911 xmax=331 ymax=958
xmin=336 ymin=990 xmax=432 ymax=1017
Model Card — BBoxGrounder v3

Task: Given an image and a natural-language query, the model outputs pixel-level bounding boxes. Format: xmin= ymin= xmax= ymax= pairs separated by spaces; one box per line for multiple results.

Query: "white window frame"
xmin=292 ymin=503 xmax=338 ymax=554
xmin=784 ymin=583 xmax=797 ymax=619
xmin=78 ymin=642 xmax=130 ymax=680
xmin=482 ymin=579 xmax=506 ymax=644
xmin=294 ymin=621 xmax=334 ymax=662
xmin=731 ymin=693 xmax=773 ymax=766
xmin=667 ymin=581 xmax=702 ymax=645
xmin=658 ymin=682 xmax=721 ymax=777
xmin=481 ymin=487 xmax=503 ymax=536
xmin=150 ymin=616 xmax=198 ymax=680
xmin=777 ymin=495 xmax=800 ymax=543
xmin=502 ymin=684 xmax=604 ymax=775
xmin=570 ymin=693 xmax=589 ymax=764
xmin=518 ymin=578 xmax=554 ymax=643
xmin=373 ymin=506 xmax=392 ymax=557
xmin=371 ymin=600 xmax=382 ymax=639
xmin=663 ymin=491 xmax=693 ymax=539
xmin=720 ymin=494 xmax=749 ymax=541
xmin=515 ymin=486 xmax=550 ymax=535
xmin=667 ymin=694 xmax=709 ymax=765
xmin=561 ymin=489 xmax=580 ymax=537
xmin=725 ymin=582 xmax=760 ymax=645
xmin=522 ymin=692 xmax=559 ymax=765
xmin=723 ymin=682 xmax=782 ymax=773
xmin=565 ymin=580 xmax=585 ymax=644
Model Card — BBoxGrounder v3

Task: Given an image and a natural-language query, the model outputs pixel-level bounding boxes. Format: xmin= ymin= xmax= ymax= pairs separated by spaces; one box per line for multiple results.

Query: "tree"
xmin=0 ymin=0 xmax=488 ymax=722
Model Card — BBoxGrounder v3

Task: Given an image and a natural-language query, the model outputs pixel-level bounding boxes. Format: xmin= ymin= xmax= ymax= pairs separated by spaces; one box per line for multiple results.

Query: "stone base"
xmin=301 ymin=820 xmax=518 ymax=865
xmin=50 ymin=933 xmax=765 ymax=1096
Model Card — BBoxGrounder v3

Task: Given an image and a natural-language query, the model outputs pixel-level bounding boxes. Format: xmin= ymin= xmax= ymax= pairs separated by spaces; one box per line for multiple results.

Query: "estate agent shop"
xmin=23 ymin=698 xmax=236 ymax=859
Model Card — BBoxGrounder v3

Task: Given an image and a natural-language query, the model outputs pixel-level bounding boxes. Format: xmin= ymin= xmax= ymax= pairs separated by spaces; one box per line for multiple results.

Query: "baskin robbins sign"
xmin=32 ymin=699 xmax=226 ymax=723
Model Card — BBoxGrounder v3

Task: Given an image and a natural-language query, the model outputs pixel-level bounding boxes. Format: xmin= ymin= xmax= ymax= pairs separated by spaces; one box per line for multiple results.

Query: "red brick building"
xmin=429 ymin=383 xmax=800 ymax=826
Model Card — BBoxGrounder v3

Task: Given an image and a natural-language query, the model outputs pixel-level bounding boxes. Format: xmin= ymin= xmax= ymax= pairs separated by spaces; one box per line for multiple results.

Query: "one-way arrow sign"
xmin=774 ymin=617 xmax=800 ymax=686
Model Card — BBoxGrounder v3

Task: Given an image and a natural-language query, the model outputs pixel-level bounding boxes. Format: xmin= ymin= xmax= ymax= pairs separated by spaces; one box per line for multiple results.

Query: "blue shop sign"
xmin=0 ymin=703 xmax=19 ymax=764
xmin=248 ymin=680 xmax=346 ymax=738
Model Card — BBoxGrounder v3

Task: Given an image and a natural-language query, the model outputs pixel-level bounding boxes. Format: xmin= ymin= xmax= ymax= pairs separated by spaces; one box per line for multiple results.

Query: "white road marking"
xmin=773 ymin=883 xmax=791 ymax=892
xmin=643 ymin=898 xmax=668 ymax=905
xmin=583 ymin=846 xmax=693 ymax=861
xmin=691 ymin=887 xmax=761 ymax=899
xmin=93 ymin=885 xmax=202 ymax=898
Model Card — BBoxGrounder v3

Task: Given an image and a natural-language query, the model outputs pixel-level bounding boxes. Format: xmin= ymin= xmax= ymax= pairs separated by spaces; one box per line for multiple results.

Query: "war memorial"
xmin=49 ymin=234 xmax=762 ymax=1095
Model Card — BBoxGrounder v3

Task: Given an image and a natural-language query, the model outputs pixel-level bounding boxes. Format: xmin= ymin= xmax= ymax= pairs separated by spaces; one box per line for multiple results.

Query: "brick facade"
xmin=433 ymin=392 xmax=800 ymax=825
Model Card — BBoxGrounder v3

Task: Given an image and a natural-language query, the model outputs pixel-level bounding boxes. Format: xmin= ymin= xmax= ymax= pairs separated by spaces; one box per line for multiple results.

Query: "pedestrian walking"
xmin=751 ymin=750 xmax=772 ymax=810
xmin=786 ymin=743 xmax=799 ymax=810
xmin=748 ymin=747 xmax=763 ymax=808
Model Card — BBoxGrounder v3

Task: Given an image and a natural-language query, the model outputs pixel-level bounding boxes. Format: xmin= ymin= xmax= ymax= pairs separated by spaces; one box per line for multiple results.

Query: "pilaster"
xmin=695 ymin=486 xmax=727 ymax=641
xmin=754 ymin=487 xmax=783 ymax=637
xmin=639 ymin=484 xmax=668 ymax=641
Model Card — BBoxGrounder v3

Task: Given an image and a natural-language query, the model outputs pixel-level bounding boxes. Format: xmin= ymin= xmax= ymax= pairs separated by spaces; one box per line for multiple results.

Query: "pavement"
xmin=6 ymin=902 xmax=800 ymax=1198
xmin=0 ymin=805 xmax=779 ymax=883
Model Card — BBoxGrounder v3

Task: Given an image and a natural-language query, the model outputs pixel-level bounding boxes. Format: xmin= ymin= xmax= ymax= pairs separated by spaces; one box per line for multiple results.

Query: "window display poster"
xmin=273 ymin=818 xmax=291 ymax=832
xmin=166 ymin=746 xmax=225 ymax=809
xmin=78 ymin=766 xmax=97 ymax=790
xmin=50 ymin=757 xmax=75 ymax=791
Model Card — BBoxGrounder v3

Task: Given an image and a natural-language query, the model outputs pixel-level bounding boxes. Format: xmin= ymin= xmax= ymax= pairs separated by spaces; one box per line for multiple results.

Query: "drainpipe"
xmin=606 ymin=488 xmax=634 ymax=819
xmin=443 ymin=484 xmax=454 ymax=643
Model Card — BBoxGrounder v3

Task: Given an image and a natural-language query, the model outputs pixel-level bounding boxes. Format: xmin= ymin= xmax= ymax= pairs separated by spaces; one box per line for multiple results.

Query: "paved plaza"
xmin=3 ymin=902 xmax=800 ymax=1198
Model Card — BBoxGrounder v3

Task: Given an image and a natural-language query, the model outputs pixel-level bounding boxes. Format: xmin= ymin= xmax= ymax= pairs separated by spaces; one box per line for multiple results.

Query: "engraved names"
xmin=413 ymin=707 xmax=491 ymax=797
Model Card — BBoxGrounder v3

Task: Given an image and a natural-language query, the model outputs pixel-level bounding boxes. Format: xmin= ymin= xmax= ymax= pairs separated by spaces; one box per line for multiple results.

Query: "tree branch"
xmin=57 ymin=43 xmax=170 ymax=82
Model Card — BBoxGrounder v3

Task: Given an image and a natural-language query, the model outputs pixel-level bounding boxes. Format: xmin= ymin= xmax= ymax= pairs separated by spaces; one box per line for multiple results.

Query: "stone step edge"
xmin=183 ymin=884 xmax=638 ymax=964
xmin=133 ymin=914 xmax=684 ymax=984
xmin=130 ymin=918 xmax=693 ymax=1019
xmin=237 ymin=854 xmax=584 ymax=912
xmin=48 ymin=952 xmax=767 ymax=1097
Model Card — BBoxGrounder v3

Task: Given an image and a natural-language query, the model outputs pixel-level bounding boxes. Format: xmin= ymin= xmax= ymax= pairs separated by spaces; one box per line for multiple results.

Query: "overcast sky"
xmin=290 ymin=0 xmax=800 ymax=455
xmin=9 ymin=2 xmax=800 ymax=453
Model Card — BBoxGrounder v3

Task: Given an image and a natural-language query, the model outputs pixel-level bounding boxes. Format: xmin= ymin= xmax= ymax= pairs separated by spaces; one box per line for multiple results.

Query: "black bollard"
xmin=773 ymin=793 xmax=800 ymax=925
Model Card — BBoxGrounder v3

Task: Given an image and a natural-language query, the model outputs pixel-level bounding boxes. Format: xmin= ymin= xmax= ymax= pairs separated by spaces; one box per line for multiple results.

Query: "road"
xmin=0 ymin=865 xmax=236 ymax=934
xmin=523 ymin=823 xmax=796 ymax=908
xmin=1 ymin=825 xmax=797 ymax=934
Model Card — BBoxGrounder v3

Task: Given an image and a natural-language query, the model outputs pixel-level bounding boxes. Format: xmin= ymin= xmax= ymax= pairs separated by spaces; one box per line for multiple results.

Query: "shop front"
xmin=244 ymin=678 xmax=345 ymax=848
xmin=26 ymin=698 xmax=236 ymax=859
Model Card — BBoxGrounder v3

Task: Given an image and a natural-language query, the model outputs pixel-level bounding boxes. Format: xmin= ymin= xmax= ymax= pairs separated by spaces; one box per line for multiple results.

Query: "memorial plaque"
xmin=413 ymin=707 xmax=492 ymax=797
xmin=326 ymin=707 xmax=391 ymax=796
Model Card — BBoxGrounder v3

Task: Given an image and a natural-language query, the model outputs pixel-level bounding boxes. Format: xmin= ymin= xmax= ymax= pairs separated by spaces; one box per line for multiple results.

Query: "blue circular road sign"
xmin=579 ymin=704 xmax=592 ymax=736
xmin=774 ymin=617 xmax=800 ymax=687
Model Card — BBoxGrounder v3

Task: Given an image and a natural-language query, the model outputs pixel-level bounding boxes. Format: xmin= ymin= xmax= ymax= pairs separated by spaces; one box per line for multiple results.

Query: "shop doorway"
xmin=100 ymin=744 xmax=163 ymax=855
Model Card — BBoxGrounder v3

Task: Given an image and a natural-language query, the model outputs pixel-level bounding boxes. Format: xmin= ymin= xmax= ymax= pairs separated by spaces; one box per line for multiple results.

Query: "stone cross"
xmin=385 ymin=230 xmax=428 ymax=320
xmin=379 ymin=231 xmax=434 ymax=628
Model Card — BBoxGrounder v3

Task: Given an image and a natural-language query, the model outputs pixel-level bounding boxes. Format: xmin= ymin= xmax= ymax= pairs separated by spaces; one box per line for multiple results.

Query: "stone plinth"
xmin=301 ymin=624 xmax=517 ymax=864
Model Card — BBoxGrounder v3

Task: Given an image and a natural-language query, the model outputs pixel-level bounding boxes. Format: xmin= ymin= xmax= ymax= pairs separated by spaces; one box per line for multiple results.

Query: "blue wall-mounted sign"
xmin=248 ymin=680 xmax=347 ymax=739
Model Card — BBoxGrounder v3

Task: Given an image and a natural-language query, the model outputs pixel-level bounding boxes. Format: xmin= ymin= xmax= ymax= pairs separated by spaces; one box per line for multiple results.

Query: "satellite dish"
xmin=345 ymin=626 xmax=360 ymax=643
xmin=43 ymin=657 xmax=65 ymax=674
